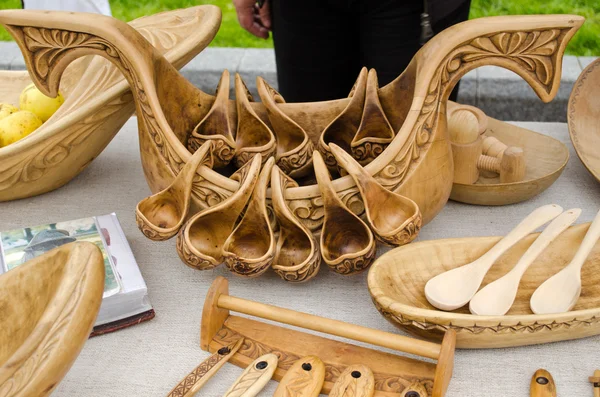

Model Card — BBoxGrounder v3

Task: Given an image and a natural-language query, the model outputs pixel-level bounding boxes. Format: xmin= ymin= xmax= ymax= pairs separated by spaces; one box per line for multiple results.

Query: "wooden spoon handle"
xmin=329 ymin=365 xmax=375 ymax=397
xmin=570 ymin=208 xmax=600 ymax=272
xmin=589 ymin=369 xmax=600 ymax=397
xmin=222 ymin=353 xmax=278 ymax=397
xmin=273 ymin=356 xmax=325 ymax=397
xmin=480 ymin=204 xmax=563 ymax=265
xmin=530 ymin=369 xmax=556 ymax=397
xmin=166 ymin=338 xmax=244 ymax=397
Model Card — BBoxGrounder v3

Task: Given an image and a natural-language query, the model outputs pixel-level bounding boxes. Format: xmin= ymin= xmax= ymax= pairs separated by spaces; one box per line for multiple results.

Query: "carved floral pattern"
xmin=175 ymin=228 xmax=219 ymax=270
xmin=376 ymin=213 xmax=422 ymax=246
xmin=351 ymin=142 xmax=389 ymax=166
xmin=166 ymin=350 xmax=228 ymax=397
xmin=277 ymin=139 xmax=315 ymax=176
xmin=135 ymin=212 xmax=176 ymax=241
xmin=326 ymin=241 xmax=376 ymax=275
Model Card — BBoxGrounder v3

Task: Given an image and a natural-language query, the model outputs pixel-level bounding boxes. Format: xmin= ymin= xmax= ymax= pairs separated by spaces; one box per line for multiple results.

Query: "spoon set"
xmin=425 ymin=205 xmax=600 ymax=315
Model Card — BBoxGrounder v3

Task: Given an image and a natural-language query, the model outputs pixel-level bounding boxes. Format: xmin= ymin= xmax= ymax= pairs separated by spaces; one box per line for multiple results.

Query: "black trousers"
xmin=271 ymin=0 xmax=471 ymax=103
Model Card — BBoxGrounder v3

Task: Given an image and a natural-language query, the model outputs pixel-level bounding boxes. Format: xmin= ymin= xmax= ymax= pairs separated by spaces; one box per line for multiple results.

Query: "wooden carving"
xmin=0 ymin=242 xmax=105 ymax=397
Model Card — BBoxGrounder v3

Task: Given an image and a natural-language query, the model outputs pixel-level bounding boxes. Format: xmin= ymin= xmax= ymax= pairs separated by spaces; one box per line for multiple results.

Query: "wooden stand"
xmin=200 ymin=277 xmax=456 ymax=397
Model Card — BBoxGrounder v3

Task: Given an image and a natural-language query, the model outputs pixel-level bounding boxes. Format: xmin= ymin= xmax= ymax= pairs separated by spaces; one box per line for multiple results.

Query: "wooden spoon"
xmin=530 ymin=208 xmax=600 ymax=314
xmin=530 ymin=369 xmax=556 ymax=397
xmin=273 ymin=356 xmax=325 ymax=397
xmin=270 ymin=165 xmax=321 ymax=282
xmin=176 ymin=155 xmax=262 ymax=270
xmin=330 ymin=142 xmax=422 ymax=246
xmin=223 ymin=157 xmax=276 ymax=277
xmin=399 ymin=383 xmax=429 ymax=397
xmin=136 ymin=140 xmax=213 ymax=241
xmin=469 ymin=208 xmax=581 ymax=315
xmin=313 ymin=151 xmax=376 ymax=275
xmin=329 ymin=365 xmax=375 ymax=397
xmin=166 ymin=338 xmax=244 ymax=397
xmin=222 ymin=353 xmax=278 ymax=397
xmin=425 ymin=204 xmax=563 ymax=311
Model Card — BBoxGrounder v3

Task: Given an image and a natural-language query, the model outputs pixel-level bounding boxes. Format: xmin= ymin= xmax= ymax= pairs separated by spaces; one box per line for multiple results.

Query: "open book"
xmin=0 ymin=213 xmax=154 ymax=336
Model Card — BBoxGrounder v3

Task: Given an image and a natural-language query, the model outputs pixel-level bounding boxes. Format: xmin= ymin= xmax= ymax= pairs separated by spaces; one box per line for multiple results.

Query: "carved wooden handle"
xmin=166 ymin=338 xmax=244 ymax=397
xmin=273 ymin=356 xmax=326 ymax=397
xmin=222 ymin=353 xmax=278 ymax=397
xmin=530 ymin=369 xmax=556 ymax=397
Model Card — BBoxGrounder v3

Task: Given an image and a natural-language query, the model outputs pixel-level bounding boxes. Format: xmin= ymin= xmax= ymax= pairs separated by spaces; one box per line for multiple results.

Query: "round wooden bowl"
xmin=0 ymin=242 xmax=105 ymax=396
xmin=0 ymin=5 xmax=221 ymax=201
xmin=450 ymin=116 xmax=569 ymax=205
xmin=368 ymin=222 xmax=600 ymax=349
xmin=568 ymin=58 xmax=600 ymax=183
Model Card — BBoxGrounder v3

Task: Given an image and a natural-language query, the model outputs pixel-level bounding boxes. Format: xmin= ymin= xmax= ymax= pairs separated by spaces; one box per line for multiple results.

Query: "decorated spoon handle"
xmin=480 ymin=204 xmax=563 ymax=265
xmin=530 ymin=369 xmax=556 ymax=397
xmin=570 ymin=208 xmax=600 ymax=272
xmin=329 ymin=365 xmax=375 ymax=397
xmin=222 ymin=353 xmax=278 ymax=397
xmin=166 ymin=338 xmax=244 ymax=397
xmin=273 ymin=356 xmax=325 ymax=397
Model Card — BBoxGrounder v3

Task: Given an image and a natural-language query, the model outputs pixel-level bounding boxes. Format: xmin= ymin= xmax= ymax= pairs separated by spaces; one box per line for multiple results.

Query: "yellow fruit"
xmin=0 ymin=103 xmax=18 ymax=121
xmin=19 ymin=83 xmax=64 ymax=122
xmin=0 ymin=111 xmax=43 ymax=147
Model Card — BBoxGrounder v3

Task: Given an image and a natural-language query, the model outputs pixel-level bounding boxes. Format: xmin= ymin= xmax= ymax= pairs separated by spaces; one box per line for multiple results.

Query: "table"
xmin=2 ymin=119 xmax=600 ymax=396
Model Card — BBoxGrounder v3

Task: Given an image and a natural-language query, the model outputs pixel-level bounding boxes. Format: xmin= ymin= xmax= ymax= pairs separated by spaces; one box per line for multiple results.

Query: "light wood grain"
xmin=273 ymin=356 xmax=326 ymax=397
xmin=589 ymin=369 xmax=600 ymax=397
xmin=222 ymin=353 xmax=278 ymax=397
xmin=530 ymin=369 xmax=556 ymax=397
xmin=328 ymin=365 xmax=375 ymax=397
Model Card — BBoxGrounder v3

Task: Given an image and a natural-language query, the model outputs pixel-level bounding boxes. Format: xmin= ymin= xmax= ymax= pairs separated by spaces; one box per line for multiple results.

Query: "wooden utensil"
xmin=400 ymin=383 xmax=429 ymax=397
xmin=590 ymin=370 xmax=600 ymax=397
xmin=329 ymin=365 xmax=375 ymax=397
xmin=176 ymin=155 xmax=262 ymax=270
xmin=330 ymin=142 xmax=421 ymax=246
xmin=222 ymin=353 xmax=278 ymax=397
xmin=273 ymin=356 xmax=326 ymax=397
xmin=531 ymin=208 xmax=600 ymax=314
xmin=530 ymin=369 xmax=556 ymax=397
xmin=223 ymin=157 xmax=276 ymax=277
xmin=136 ymin=141 xmax=213 ymax=241
xmin=425 ymin=204 xmax=563 ymax=311
xmin=469 ymin=208 xmax=581 ymax=316
xmin=270 ymin=165 xmax=321 ymax=282
xmin=313 ymin=150 xmax=376 ymax=274
xmin=167 ymin=338 xmax=244 ymax=397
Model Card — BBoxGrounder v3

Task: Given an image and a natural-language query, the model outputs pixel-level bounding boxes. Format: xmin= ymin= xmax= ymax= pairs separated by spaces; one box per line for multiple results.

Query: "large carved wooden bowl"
xmin=368 ymin=222 xmax=600 ymax=349
xmin=0 ymin=10 xmax=583 ymax=230
xmin=0 ymin=242 xmax=104 ymax=396
xmin=0 ymin=5 xmax=221 ymax=201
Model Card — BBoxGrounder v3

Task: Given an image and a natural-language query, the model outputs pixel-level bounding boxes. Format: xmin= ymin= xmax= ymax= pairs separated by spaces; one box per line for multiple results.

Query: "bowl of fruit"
xmin=0 ymin=5 xmax=221 ymax=201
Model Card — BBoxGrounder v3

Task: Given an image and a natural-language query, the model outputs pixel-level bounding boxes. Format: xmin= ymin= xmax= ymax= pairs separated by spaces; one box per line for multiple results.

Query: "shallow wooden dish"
xmin=368 ymin=222 xmax=600 ymax=349
xmin=0 ymin=242 xmax=105 ymax=396
xmin=0 ymin=5 xmax=220 ymax=201
xmin=450 ymin=114 xmax=569 ymax=205
xmin=568 ymin=58 xmax=600 ymax=183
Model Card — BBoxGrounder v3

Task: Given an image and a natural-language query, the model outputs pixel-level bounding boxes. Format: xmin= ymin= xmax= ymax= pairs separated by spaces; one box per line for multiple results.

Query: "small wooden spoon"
xmin=469 ymin=208 xmax=581 ymax=316
xmin=329 ymin=365 xmax=375 ymax=397
xmin=425 ymin=204 xmax=563 ymax=311
xmin=330 ymin=142 xmax=422 ymax=246
xmin=136 ymin=141 xmax=213 ymax=241
xmin=222 ymin=353 xmax=278 ymax=397
xmin=223 ymin=157 xmax=276 ymax=277
xmin=399 ymin=382 xmax=429 ymax=397
xmin=273 ymin=356 xmax=325 ymax=397
xmin=531 ymin=208 xmax=600 ymax=314
xmin=530 ymin=369 xmax=556 ymax=397
xmin=313 ymin=151 xmax=376 ymax=275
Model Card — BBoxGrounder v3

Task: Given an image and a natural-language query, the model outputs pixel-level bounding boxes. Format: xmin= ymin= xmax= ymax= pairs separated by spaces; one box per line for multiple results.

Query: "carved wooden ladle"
xmin=257 ymin=77 xmax=314 ymax=178
xmin=223 ymin=156 xmax=276 ymax=277
xmin=313 ymin=151 xmax=376 ymax=275
xmin=271 ymin=164 xmax=321 ymax=282
xmin=330 ymin=143 xmax=422 ymax=246
xmin=176 ymin=154 xmax=262 ymax=270
xmin=135 ymin=141 xmax=213 ymax=241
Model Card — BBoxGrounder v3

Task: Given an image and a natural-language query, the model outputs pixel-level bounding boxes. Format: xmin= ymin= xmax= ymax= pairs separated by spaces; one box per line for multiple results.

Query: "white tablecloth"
xmin=2 ymin=119 xmax=600 ymax=396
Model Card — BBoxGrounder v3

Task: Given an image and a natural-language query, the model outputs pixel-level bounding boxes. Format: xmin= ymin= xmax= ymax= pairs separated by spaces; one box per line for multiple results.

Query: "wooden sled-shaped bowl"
xmin=201 ymin=277 xmax=457 ymax=397
xmin=0 ymin=5 xmax=221 ymax=202
xmin=368 ymin=222 xmax=600 ymax=349
xmin=0 ymin=242 xmax=105 ymax=396
xmin=0 ymin=10 xmax=582 ymax=228
xmin=449 ymin=106 xmax=569 ymax=206
xmin=568 ymin=58 xmax=600 ymax=184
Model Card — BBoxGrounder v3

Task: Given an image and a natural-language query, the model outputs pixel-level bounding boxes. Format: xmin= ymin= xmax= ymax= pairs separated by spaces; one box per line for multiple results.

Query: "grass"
xmin=0 ymin=0 xmax=598 ymax=55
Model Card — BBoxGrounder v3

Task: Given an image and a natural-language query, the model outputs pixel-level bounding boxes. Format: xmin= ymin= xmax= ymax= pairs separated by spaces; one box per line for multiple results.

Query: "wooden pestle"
xmin=449 ymin=109 xmax=525 ymax=184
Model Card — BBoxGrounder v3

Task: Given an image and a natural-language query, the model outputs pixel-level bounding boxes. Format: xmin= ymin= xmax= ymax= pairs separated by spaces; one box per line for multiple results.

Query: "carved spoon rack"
xmin=201 ymin=277 xmax=457 ymax=397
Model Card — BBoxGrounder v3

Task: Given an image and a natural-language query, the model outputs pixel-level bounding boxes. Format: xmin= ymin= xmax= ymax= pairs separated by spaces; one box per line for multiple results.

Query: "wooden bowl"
xmin=0 ymin=242 xmax=105 ymax=396
xmin=568 ymin=58 xmax=600 ymax=183
xmin=368 ymin=222 xmax=600 ymax=349
xmin=0 ymin=5 xmax=220 ymax=201
xmin=450 ymin=115 xmax=569 ymax=205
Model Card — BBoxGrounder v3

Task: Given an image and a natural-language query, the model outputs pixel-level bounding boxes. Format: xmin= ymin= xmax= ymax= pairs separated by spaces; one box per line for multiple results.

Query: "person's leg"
xmin=270 ymin=0 xmax=361 ymax=102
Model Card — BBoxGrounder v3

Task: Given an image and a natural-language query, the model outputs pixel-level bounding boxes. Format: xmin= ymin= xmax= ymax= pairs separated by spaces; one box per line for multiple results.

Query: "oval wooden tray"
xmin=568 ymin=58 xmax=600 ymax=183
xmin=368 ymin=222 xmax=600 ymax=349
xmin=450 ymin=114 xmax=569 ymax=206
